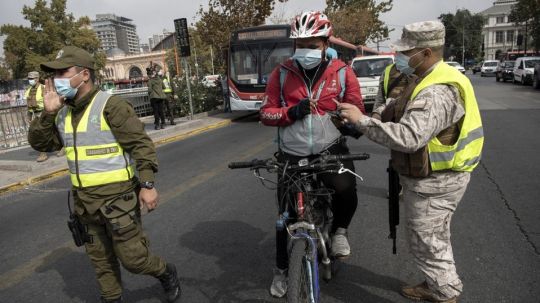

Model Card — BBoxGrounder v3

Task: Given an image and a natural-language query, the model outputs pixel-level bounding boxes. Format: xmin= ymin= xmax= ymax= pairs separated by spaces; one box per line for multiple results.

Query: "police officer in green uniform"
xmin=158 ymin=70 xmax=176 ymax=125
xmin=27 ymin=46 xmax=181 ymax=303
xmin=25 ymin=71 xmax=49 ymax=162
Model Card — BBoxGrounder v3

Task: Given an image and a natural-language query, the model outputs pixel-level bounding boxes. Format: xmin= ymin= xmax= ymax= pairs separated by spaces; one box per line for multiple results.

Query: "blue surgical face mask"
xmin=293 ymin=48 xmax=323 ymax=70
xmin=395 ymin=50 xmax=425 ymax=76
xmin=28 ymin=79 xmax=36 ymax=86
xmin=54 ymin=70 xmax=84 ymax=100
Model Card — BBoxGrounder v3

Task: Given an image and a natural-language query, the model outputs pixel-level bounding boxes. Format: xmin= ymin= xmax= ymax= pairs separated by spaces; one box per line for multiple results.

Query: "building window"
xmin=507 ymin=30 xmax=514 ymax=43
xmin=495 ymin=31 xmax=504 ymax=43
xmin=496 ymin=15 xmax=505 ymax=24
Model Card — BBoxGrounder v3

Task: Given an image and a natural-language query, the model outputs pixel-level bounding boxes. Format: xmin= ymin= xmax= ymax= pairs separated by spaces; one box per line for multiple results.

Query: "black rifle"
xmin=387 ymin=160 xmax=400 ymax=254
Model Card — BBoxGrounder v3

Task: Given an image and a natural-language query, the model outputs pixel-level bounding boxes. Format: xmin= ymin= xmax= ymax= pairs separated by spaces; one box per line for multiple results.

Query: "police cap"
xmin=40 ymin=46 xmax=95 ymax=71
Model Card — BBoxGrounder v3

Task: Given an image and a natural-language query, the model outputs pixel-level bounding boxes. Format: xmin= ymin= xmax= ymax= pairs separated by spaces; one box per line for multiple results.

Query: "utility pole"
xmin=462 ymin=24 xmax=465 ymax=67
xmin=210 ymin=46 xmax=215 ymax=75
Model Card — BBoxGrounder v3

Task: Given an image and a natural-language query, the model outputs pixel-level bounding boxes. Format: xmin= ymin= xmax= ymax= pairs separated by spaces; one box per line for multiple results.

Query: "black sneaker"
xmin=158 ymin=263 xmax=181 ymax=302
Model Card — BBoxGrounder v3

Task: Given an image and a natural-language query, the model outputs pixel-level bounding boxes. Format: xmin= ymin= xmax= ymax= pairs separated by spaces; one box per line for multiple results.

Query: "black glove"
xmin=338 ymin=122 xmax=363 ymax=139
xmin=287 ymin=98 xmax=311 ymax=121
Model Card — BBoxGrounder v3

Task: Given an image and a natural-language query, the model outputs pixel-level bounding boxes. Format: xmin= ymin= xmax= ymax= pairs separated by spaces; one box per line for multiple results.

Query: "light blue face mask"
xmin=293 ymin=48 xmax=323 ymax=70
xmin=54 ymin=70 xmax=84 ymax=99
xmin=395 ymin=50 xmax=425 ymax=76
xmin=28 ymin=79 xmax=36 ymax=86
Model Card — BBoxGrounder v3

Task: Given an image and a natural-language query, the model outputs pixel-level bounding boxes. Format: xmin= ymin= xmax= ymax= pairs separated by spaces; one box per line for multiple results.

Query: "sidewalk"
xmin=0 ymin=110 xmax=256 ymax=194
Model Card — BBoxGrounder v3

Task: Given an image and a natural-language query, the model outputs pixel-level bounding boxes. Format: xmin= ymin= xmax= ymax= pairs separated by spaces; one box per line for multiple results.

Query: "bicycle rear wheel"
xmin=288 ymin=239 xmax=314 ymax=303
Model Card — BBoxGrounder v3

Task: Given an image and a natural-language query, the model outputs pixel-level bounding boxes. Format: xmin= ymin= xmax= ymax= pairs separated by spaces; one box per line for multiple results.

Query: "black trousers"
xmin=163 ymin=93 xmax=175 ymax=122
xmin=275 ymin=141 xmax=358 ymax=270
xmin=150 ymin=98 xmax=165 ymax=126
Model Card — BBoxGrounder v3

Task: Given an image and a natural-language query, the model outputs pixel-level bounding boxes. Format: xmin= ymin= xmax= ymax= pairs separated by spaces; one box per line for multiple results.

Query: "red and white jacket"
xmin=260 ymin=58 xmax=365 ymax=156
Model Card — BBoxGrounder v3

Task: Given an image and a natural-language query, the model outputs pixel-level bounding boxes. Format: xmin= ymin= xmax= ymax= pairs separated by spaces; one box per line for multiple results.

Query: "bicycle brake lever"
xmin=338 ymin=166 xmax=364 ymax=181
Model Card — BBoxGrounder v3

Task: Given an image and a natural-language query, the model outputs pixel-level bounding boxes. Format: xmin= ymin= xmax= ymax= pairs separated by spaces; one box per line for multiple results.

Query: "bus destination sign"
xmin=237 ymin=29 xmax=288 ymax=41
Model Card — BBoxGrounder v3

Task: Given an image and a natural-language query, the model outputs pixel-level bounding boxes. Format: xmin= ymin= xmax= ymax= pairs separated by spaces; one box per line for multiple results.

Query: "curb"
xmin=0 ymin=111 xmax=257 ymax=195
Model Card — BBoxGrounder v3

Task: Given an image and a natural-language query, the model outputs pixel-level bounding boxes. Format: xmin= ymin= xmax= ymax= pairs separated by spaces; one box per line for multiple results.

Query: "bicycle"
xmin=229 ymin=152 xmax=369 ymax=303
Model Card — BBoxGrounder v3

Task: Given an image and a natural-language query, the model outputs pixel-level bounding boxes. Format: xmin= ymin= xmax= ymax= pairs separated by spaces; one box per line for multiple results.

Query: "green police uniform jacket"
xmin=28 ymin=86 xmax=158 ymax=214
xmin=148 ymin=77 xmax=166 ymax=100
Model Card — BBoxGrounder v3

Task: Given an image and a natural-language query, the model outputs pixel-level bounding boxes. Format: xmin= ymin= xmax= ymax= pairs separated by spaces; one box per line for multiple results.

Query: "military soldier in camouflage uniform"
xmin=339 ymin=21 xmax=484 ymax=302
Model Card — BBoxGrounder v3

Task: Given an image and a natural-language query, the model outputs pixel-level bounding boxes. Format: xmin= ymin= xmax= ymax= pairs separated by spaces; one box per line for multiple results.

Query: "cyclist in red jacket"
xmin=259 ymin=11 xmax=366 ymax=298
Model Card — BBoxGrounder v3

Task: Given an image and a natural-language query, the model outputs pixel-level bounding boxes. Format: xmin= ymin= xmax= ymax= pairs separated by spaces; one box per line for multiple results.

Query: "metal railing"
xmin=0 ymin=105 xmax=29 ymax=150
xmin=0 ymin=88 xmax=153 ymax=151
xmin=110 ymin=87 xmax=152 ymax=117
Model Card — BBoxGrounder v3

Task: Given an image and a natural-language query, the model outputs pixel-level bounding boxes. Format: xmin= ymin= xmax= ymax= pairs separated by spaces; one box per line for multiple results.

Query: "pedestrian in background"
xmin=158 ymin=70 xmax=176 ymax=125
xmin=24 ymin=71 xmax=57 ymax=162
xmin=338 ymin=21 xmax=484 ymax=303
xmin=28 ymin=46 xmax=181 ymax=303
xmin=147 ymin=66 xmax=167 ymax=130
xmin=219 ymin=75 xmax=231 ymax=112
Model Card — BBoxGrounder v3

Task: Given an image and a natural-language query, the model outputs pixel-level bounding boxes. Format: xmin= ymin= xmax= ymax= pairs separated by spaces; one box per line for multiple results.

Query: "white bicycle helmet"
xmin=290 ymin=11 xmax=333 ymax=39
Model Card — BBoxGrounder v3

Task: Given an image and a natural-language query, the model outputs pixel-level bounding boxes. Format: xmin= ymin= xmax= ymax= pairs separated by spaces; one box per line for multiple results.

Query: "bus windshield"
xmin=352 ymin=58 xmax=393 ymax=77
xmin=230 ymin=41 xmax=292 ymax=86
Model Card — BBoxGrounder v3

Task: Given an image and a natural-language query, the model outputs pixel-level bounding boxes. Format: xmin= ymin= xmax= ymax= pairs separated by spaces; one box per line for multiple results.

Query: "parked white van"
xmin=513 ymin=56 xmax=540 ymax=85
xmin=350 ymin=55 xmax=394 ymax=107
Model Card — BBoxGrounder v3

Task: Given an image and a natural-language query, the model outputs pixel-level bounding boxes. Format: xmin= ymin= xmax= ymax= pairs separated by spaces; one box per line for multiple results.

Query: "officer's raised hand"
xmin=43 ymin=78 xmax=64 ymax=113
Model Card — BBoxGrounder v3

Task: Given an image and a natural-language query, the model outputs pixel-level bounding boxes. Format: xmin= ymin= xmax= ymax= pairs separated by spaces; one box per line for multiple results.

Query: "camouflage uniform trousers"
xmin=401 ymin=172 xmax=471 ymax=300
xmin=75 ymin=191 xmax=167 ymax=300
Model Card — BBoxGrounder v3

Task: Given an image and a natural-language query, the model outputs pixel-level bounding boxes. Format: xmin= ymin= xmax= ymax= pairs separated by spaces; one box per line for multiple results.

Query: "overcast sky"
xmin=0 ymin=0 xmax=495 ymax=56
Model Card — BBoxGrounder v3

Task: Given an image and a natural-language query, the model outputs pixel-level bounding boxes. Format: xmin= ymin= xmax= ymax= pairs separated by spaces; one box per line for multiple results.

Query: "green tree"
xmin=195 ymin=0 xmax=287 ymax=73
xmin=509 ymin=0 xmax=540 ymax=51
xmin=438 ymin=9 xmax=485 ymax=65
xmin=0 ymin=58 xmax=11 ymax=80
xmin=0 ymin=0 xmax=104 ymax=79
xmin=324 ymin=0 xmax=393 ymax=45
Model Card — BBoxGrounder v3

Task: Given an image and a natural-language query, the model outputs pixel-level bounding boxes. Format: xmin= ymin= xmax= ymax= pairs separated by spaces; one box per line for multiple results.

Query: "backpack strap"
xmin=338 ymin=67 xmax=347 ymax=100
xmin=279 ymin=67 xmax=287 ymax=107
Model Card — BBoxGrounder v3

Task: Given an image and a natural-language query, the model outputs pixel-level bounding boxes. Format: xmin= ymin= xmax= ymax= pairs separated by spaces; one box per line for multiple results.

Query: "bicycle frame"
xmin=229 ymin=152 xmax=369 ymax=303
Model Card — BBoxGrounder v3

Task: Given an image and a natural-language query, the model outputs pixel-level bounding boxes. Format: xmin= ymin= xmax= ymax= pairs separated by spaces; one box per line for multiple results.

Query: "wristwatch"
xmin=140 ymin=181 xmax=155 ymax=189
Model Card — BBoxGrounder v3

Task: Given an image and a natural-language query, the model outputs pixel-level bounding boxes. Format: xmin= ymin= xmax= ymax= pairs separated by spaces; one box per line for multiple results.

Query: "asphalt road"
xmin=0 ymin=73 xmax=539 ymax=303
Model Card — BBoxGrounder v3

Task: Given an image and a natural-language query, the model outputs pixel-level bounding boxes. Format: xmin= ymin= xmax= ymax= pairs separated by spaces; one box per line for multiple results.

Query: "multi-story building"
xmin=91 ymin=14 xmax=140 ymax=55
xmin=148 ymin=30 xmax=174 ymax=50
xmin=480 ymin=0 xmax=534 ymax=60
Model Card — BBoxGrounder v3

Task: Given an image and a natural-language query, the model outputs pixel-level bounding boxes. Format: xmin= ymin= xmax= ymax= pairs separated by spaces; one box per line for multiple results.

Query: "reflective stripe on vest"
xmin=162 ymin=78 xmax=172 ymax=93
xmin=410 ymin=62 xmax=484 ymax=172
xmin=56 ymin=91 xmax=135 ymax=187
xmin=383 ymin=64 xmax=394 ymax=98
xmin=24 ymin=84 xmax=44 ymax=111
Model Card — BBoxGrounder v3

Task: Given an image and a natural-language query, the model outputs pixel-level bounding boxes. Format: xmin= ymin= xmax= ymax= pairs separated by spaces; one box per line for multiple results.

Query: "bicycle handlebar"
xmin=228 ymin=159 xmax=269 ymax=169
xmin=228 ymin=153 xmax=370 ymax=170
xmin=321 ymin=153 xmax=370 ymax=162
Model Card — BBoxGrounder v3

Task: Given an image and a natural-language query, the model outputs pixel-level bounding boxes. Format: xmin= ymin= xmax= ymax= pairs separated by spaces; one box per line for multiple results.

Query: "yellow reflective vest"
xmin=411 ymin=62 xmax=484 ymax=172
xmin=24 ymin=84 xmax=44 ymax=111
xmin=383 ymin=64 xmax=394 ymax=97
xmin=162 ymin=77 xmax=172 ymax=93
xmin=56 ymin=91 xmax=135 ymax=188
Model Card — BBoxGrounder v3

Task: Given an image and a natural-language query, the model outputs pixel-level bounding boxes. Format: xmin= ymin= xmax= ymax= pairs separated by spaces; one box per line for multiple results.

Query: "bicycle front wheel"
xmin=287 ymin=239 xmax=315 ymax=303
